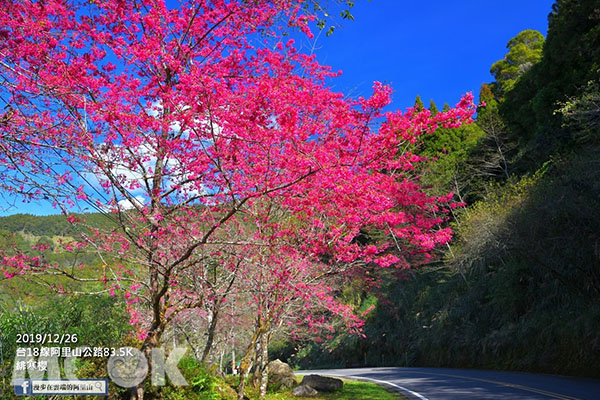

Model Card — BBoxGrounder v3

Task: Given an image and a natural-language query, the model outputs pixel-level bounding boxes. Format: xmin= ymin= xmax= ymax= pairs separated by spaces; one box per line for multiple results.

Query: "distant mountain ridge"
xmin=0 ymin=213 xmax=112 ymax=237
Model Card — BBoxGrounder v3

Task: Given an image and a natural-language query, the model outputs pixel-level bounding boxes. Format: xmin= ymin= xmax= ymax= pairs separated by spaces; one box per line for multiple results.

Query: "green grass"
xmin=252 ymin=378 xmax=405 ymax=400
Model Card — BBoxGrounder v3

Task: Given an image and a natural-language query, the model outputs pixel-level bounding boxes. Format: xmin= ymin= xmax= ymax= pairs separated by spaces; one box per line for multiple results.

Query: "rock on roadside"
xmin=300 ymin=374 xmax=343 ymax=392
xmin=292 ymin=385 xmax=318 ymax=397
xmin=267 ymin=359 xmax=297 ymax=389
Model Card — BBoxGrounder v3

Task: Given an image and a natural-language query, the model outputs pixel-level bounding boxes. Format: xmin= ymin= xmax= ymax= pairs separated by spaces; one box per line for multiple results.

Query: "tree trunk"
xmin=237 ymin=320 xmax=268 ymax=400
xmin=203 ymin=272 xmax=236 ymax=364
xmin=219 ymin=348 xmax=224 ymax=374
xmin=258 ymin=328 xmax=270 ymax=398
xmin=130 ymin=320 xmax=164 ymax=399
xmin=231 ymin=347 xmax=236 ymax=374
xmin=128 ymin=345 xmax=150 ymax=400
xmin=237 ymin=355 xmax=253 ymax=400
xmin=251 ymin=339 xmax=262 ymax=388
xmin=201 ymin=306 xmax=220 ymax=363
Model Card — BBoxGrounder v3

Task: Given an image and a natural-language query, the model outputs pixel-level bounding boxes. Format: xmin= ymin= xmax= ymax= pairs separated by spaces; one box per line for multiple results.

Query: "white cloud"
xmin=117 ymin=195 xmax=145 ymax=210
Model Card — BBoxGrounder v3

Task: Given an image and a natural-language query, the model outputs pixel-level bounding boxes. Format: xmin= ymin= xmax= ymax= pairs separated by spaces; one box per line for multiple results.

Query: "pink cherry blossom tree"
xmin=0 ymin=0 xmax=475 ymax=398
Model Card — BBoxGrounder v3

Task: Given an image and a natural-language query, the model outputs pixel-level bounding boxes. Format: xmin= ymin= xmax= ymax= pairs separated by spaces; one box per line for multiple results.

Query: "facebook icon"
xmin=13 ymin=379 xmax=31 ymax=396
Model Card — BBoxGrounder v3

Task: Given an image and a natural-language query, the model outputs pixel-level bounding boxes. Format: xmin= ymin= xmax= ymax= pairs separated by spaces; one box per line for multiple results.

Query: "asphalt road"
xmin=294 ymin=367 xmax=600 ymax=399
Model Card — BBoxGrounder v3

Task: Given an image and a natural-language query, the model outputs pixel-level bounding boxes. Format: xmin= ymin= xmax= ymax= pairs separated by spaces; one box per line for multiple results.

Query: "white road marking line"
xmin=344 ymin=375 xmax=430 ymax=400
xmin=405 ymin=370 xmax=581 ymax=400
xmin=297 ymin=369 xmax=585 ymax=400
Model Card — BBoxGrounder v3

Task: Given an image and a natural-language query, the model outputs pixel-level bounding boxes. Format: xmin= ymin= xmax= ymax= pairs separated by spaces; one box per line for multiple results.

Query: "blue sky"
xmin=0 ymin=0 xmax=555 ymax=216
xmin=302 ymin=0 xmax=554 ymax=109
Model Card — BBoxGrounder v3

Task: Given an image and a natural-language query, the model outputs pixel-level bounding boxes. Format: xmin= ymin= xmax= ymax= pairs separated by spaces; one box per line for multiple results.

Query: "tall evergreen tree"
xmin=429 ymin=99 xmax=439 ymax=115
xmin=414 ymin=95 xmax=424 ymax=111
xmin=473 ymin=84 xmax=514 ymax=180
xmin=490 ymin=30 xmax=544 ymax=97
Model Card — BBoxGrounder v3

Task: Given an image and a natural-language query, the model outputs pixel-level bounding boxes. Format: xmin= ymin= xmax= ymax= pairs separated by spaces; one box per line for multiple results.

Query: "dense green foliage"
xmin=287 ymin=0 xmax=600 ymax=378
xmin=501 ymin=0 xmax=600 ymax=170
xmin=418 ymin=111 xmax=484 ymax=200
xmin=291 ymin=159 xmax=600 ymax=376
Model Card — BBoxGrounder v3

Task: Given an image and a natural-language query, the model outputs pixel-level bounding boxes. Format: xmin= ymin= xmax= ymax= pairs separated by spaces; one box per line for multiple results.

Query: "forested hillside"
xmin=0 ymin=213 xmax=112 ymax=237
xmin=286 ymin=0 xmax=600 ymax=378
xmin=0 ymin=213 xmax=118 ymax=307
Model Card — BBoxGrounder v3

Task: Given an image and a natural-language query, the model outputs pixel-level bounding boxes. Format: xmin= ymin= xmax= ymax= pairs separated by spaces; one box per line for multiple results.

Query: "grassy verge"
xmin=245 ymin=378 xmax=406 ymax=400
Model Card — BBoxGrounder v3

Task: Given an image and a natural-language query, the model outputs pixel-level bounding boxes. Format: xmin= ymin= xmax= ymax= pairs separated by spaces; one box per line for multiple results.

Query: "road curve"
xmin=294 ymin=367 xmax=600 ymax=399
